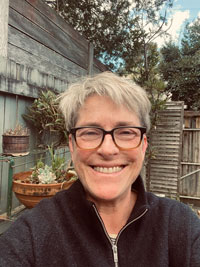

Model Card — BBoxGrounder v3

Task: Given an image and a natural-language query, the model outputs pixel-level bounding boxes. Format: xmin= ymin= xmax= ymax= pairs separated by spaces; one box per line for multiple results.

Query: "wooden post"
xmin=0 ymin=0 xmax=9 ymax=58
xmin=88 ymin=42 xmax=94 ymax=76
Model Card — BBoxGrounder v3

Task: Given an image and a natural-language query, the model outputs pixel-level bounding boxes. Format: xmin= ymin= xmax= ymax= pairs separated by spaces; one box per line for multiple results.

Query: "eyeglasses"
xmin=70 ymin=126 xmax=146 ymax=150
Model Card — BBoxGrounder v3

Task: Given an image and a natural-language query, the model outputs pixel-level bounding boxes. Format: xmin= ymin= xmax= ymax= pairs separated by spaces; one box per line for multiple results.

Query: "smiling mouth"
xmin=92 ymin=166 xmax=124 ymax=174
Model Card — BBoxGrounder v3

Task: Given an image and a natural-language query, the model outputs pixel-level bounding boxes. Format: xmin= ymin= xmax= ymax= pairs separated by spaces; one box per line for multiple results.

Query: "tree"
xmin=160 ymin=18 xmax=200 ymax=110
xmin=130 ymin=42 xmax=168 ymax=128
xmin=121 ymin=0 xmax=173 ymax=76
xmin=44 ymin=0 xmax=173 ymax=71
xmin=182 ymin=18 xmax=200 ymax=56
xmin=45 ymin=0 xmax=136 ymax=70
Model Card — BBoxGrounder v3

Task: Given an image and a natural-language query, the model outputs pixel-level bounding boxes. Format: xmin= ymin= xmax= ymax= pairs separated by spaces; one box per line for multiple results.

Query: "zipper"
xmin=115 ymin=208 xmax=148 ymax=244
xmin=93 ymin=204 xmax=148 ymax=267
xmin=112 ymin=244 xmax=119 ymax=267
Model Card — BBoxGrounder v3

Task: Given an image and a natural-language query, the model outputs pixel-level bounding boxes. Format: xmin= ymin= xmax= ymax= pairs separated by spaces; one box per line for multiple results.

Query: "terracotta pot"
xmin=12 ymin=171 xmax=75 ymax=209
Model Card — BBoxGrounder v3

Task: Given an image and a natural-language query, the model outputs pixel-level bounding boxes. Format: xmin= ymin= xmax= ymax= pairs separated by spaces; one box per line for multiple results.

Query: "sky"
xmin=155 ymin=0 xmax=200 ymax=48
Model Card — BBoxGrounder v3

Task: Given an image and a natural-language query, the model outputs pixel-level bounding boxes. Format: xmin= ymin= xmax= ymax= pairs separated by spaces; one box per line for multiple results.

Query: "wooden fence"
xmin=180 ymin=111 xmax=200 ymax=205
xmin=146 ymin=102 xmax=184 ymax=199
xmin=147 ymin=105 xmax=200 ymax=205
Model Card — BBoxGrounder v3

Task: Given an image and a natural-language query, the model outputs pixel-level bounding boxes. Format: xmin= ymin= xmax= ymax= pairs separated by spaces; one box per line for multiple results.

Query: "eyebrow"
xmin=76 ymin=122 xmax=139 ymax=128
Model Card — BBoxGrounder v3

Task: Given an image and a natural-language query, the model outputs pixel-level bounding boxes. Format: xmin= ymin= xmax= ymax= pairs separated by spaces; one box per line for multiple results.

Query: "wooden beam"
xmin=88 ymin=42 xmax=94 ymax=76
xmin=0 ymin=0 xmax=9 ymax=57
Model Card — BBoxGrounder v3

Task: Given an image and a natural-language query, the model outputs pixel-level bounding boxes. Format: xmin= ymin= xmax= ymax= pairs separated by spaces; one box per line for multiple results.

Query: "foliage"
xmin=23 ymin=90 xmax=67 ymax=147
xmin=121 ymin=0 xmax=173 ymax=74
xmin=29 ymin=147 xmax=77 ymax=184
xmin=48 ymin=146 xmax=66 ymax=180
xmin=44 ymin=0 xmax=173 ymax=71
xmin=45 ymin=0 xmax=132 ymax=70
xmin=121 ymin=42 xmax=168 ymax=129
xmin=181 ymin=18 xmax=200 ymax=56
xmin=159 ymin=18 xmax=200 ymax=110
xmin=145 ymin=77 xmax=167 ymax=129
xmin=125 ymin=42 xmax=168 ymax=163
xmin=3 ymin=124 xmax=29 ymax=136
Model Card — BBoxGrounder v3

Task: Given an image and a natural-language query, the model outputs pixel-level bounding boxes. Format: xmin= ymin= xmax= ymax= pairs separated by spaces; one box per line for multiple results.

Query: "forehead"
xmin=75 ymin=95 xmax=141 ymax=127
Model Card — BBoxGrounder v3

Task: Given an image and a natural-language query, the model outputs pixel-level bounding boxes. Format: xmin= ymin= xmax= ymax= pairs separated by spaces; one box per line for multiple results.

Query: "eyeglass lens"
xmin=74 ymin=127 xmax=143 ymax=149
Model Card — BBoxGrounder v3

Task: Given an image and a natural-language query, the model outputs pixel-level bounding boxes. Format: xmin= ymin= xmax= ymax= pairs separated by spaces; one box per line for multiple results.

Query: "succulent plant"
xmin=28 ymin=146 xmax=77 ymax=184
xmin=37 ymin=165 xmax=57 ymax=184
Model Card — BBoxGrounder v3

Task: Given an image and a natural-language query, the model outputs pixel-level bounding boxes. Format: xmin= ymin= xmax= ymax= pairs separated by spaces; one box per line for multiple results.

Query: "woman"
xmin=0 ymin=72 xmax=199 ymax=267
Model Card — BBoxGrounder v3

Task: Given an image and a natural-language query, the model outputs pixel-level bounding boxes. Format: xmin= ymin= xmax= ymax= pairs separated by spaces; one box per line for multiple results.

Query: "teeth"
xmin=93 ymin=166 xmax=123 ymax=173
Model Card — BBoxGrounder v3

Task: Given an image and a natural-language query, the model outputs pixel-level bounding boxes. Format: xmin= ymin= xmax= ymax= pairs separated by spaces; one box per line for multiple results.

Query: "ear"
xmin=69 ymin=134 xmax=74 ymax=154
xmin=142 ymin=134 xmax=148 ymax=153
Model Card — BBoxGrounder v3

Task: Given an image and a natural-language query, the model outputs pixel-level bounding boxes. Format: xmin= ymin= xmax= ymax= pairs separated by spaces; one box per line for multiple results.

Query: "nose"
xmin=97 ymin=133 xmax=119 ymax=156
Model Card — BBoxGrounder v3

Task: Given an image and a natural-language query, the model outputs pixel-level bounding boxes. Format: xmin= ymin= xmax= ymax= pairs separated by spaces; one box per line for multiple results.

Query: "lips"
xmin=92 ymin=166 xmax=124 ymax=174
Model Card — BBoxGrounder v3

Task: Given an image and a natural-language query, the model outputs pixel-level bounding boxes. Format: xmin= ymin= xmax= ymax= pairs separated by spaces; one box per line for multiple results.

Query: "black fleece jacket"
xmin=0 ymin=176 xmax=200 ymax=267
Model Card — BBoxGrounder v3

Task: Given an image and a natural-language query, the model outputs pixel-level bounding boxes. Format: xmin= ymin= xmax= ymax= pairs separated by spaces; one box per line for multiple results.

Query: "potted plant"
xmin=2 ymin=124 xmax=30 ymax=156
xmin=12 ymin=147 xmax=77 ymax=208
xmin=23 ymin=90 xmax=67 ymax=148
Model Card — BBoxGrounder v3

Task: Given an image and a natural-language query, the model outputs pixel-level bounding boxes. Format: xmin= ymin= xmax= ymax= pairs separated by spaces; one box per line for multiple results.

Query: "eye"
xmin=77 ymin=128 xmax=102 ymax=139
xmin=120 ymin=130 xmax=133 ymax=135
xmin=115 ymin=128 xmax=139 ymax=139
xmin=80 ymin=129 xmax=98 ymax=136
xmin=119 ymin=129 xmax=136 ymax=135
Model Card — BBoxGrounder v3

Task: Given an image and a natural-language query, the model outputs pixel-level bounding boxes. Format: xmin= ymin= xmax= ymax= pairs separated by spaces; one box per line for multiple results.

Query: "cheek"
xmin=70 ymin=147 xmax=91 ymax=168
xmin=72 ymin=151 xmax=93 ymax=181
xmin=126 ymin=147 xmax=146 ymax=164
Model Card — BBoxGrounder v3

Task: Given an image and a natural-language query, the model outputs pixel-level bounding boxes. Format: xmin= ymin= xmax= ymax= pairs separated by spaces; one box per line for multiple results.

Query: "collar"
xmin=67 ymin=175 xmax=149 ymax=222
xmin=129 ymin=175 xmax=149 ymax=222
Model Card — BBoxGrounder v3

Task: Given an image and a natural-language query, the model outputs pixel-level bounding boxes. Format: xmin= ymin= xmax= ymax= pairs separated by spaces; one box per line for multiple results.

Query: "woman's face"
xmin=69 ymin=95 xmax=147 ymax=204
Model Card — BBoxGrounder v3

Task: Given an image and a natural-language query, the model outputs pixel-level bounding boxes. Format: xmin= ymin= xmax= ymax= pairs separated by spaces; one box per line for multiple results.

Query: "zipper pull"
xmin=112 ymin=244 xmax=118 ymax=267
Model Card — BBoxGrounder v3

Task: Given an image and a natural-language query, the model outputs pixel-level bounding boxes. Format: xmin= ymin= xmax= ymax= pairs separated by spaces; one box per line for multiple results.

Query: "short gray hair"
xmin=59 ymin=71 xmax=151 ymax=132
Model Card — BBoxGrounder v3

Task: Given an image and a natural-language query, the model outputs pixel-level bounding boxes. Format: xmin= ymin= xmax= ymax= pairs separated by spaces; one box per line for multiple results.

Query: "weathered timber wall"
xmin=0 ymin=0 xmax=9 ymax=57
xmin=146 ymin=101 xmax=184 ymax=199
xmin=6 ymin=0 xmax=107 ymax=98
xmin=180 ymin=111 xmax=200 ymax=200
xmin=0 ymin=55 xmax=67 ymax=98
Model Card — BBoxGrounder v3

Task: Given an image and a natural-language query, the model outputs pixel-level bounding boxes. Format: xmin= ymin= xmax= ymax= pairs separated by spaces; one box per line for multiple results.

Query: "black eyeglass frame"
xmin=70 ymin=126 xmax=146 ymax=150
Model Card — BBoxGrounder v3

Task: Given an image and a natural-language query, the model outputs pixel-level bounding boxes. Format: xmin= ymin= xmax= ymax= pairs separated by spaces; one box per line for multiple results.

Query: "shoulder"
xmin=146 ymin=192 xmax=200 ymax=231
xmin=146 ymin=191 xmax=194 ymax=214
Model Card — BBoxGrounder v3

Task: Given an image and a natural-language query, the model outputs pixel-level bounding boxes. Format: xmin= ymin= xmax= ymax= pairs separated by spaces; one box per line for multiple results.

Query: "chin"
xmin=87 ymin=186 xmax=122 ymax=203
xmin=89 ymin=194 xmax=119 ymax=203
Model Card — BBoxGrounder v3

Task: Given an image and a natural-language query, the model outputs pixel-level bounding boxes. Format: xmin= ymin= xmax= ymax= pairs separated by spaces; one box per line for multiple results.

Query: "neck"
xmin=93 ymin=191 xmax=137 ymax=235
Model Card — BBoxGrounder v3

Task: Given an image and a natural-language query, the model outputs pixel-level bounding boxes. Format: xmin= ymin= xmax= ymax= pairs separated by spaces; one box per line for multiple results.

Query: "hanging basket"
xmin=2 ymin=135 xmax=30 ymax=156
